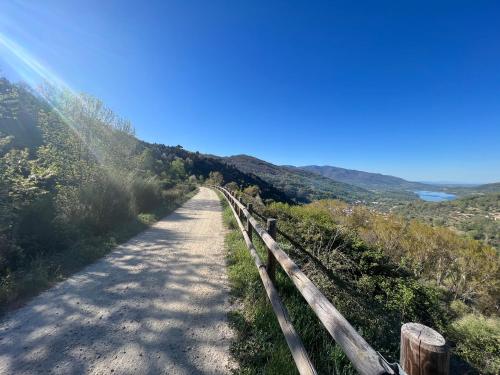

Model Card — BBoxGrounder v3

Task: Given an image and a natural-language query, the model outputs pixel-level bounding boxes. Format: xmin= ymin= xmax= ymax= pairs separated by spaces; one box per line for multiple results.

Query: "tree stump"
xmin=400 ymin=323 xmax=449 ymax=375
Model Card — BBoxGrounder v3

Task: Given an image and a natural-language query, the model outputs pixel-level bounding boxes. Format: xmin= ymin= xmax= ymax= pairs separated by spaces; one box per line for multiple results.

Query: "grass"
xmin=218 ymin=192 xmax=355 ymax=375
xmin=0 ymin=188 xmax=198 ymax=315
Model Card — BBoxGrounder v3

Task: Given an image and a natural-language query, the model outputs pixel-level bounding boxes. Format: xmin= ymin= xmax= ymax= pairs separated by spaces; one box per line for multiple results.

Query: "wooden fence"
xmin=214 ymin=186 xmax=450 ymax=375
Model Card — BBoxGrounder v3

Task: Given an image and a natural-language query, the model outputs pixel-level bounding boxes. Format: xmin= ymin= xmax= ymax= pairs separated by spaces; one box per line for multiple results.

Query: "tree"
xmin=169 ymin=158 xmax=186 ymax=180
xmin=207 ymin=171 xmax=223 ymax=186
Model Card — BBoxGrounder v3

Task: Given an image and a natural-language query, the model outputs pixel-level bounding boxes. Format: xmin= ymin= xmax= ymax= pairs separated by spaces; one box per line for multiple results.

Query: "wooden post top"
xmin=401 ymin=323 xmax=447 ymax=352
xmin=400 ymin=323 xmax=449 ymax=375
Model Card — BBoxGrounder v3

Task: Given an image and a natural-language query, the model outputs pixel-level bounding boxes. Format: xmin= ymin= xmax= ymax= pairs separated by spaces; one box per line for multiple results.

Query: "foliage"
xmin=243 ymin=185 xmax=260 ymax=197
xmin=223 ymin=154 xmax=375 ymax=203
xmin=220 ymin=194 xmax=353 ymax=375
xmin=286 ymin=200 xmax=499 ymax=313
xmin=255 ymin=199 xmax=498 ymax=372
xmin=449 ymin=314 xmax=500 ymax=374
xmin=0 ymin=77 xmax=196 ymax=311
xmin=207 ymin=171 xmax=224 ymax=185
xmin=393 ymin=192 xmax=500 ymax=250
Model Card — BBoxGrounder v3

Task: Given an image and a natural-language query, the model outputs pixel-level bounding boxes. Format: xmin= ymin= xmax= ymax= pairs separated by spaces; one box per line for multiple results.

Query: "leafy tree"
xmin=207 ymin=171 xmax=223 ymax=185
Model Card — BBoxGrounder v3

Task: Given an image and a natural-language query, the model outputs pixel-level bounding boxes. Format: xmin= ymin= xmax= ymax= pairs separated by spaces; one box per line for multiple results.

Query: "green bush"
xmin=16 ymin=195 xmax=62 ymax=257
xmin=78 ymin=173 xmax=132 ymax=234
xmin=130 ymin=176 xmax=163 ymax=213
xmin=449 ymin=314 xmax=500 ymax=374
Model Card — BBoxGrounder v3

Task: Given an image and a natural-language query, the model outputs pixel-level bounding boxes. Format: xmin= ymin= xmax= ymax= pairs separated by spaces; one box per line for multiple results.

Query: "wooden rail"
xmin=214 ymin=186 xmax=449 ymax=375
xmin=224 ymin=190 xmax=317 ymax=375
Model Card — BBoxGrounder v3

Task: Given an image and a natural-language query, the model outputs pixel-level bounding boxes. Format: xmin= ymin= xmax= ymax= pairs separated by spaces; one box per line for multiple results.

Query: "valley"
xmin=1 ymin=76 xmax=498 ymax=374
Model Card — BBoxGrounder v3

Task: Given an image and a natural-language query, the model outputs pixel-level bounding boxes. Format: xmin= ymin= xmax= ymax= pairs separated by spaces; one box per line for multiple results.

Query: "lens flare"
xmin=0 ymin=32 xmax=70 ymax=92
xmin=0 ymin=32 xmax=123 ymax=166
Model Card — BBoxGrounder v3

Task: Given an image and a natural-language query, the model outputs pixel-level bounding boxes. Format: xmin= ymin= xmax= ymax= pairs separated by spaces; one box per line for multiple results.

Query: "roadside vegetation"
xmin=0 ymin=76 xmax=290 ymax=313
xmin=225 ymin=186 xmax=499 ymax=374
xmin=0 ymin=78 xmax=198 ymax=312
xmin=220 ymin=194 xmax=354 ymax=375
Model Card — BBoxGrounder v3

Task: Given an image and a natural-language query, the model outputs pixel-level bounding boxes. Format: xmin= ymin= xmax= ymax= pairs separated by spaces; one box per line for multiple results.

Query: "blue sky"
xmin=1 ymin=1 xmax=499 ymax=183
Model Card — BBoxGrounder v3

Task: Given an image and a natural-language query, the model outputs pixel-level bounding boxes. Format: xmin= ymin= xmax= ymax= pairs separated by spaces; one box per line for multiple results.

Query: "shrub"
xmin=77 ymin=172 xmax=132 ymax=234
xmin=449 ymin=314 xmax=500 ymax=374
xmin=130 ymin=176 xmax=163 ymax=213
xmin=16 ymin=195 xmax=62 ymax=258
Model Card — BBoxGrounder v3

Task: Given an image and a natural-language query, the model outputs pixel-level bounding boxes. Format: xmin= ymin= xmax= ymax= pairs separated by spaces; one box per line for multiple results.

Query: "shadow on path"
xmin=0 ymin=187 xmax=233 ymax=375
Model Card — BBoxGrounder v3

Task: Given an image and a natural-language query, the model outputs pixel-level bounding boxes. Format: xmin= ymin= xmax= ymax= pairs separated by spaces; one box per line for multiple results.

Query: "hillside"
xmin=476 ymin=182 xmax=500 ymax=192
xmin=394 ymin=192 xmax=500 ymax=249
xmin=300 ymin=165 xmax=434 ymax=191
xmin=146 ymin=144 xmax=292 ymax=203
xmin=0 ymin=78 xmax=205 ymax=309
xmin=437 ymin=181 xmax=500 ymax=197
xmin=0 ymin=80 xmax=44 ymax=151
xmin=222 ymin=154 xmax=374 ymax=203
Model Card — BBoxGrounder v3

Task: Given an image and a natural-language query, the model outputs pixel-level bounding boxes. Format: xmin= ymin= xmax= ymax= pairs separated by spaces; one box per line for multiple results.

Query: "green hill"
xmin=300 ymin=164 xmax=435 ymax=191
xmin=394 ymin=192 xmax=500 ymax=249
xmin=476 ymin=182 xmax=500 ymax=192
xmin=145 ymin=145 xmax=292 ymax=203
xmin=222 ymin=154 xmax=375 ymax=203
xmin=441 ymin=182 xmax=500 ymax=197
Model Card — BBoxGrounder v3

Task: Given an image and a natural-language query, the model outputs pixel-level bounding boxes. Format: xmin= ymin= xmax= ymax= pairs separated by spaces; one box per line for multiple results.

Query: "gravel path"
xmin=0 ymin=187 xmax=234 ymax=375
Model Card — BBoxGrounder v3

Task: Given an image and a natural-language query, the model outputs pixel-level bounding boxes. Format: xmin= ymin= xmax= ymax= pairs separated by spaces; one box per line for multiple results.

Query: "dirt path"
xmin=0 ymin=187 xmax=234 ymax=375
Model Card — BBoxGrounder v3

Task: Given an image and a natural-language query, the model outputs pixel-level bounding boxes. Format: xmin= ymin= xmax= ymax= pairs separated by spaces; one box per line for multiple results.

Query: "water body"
xmin=415 ymin=191 xmax=457 ymax=202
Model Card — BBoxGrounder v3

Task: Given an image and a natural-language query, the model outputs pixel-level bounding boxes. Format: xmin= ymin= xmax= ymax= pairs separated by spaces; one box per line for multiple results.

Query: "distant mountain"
xmin=475 ymin=182 xmax=500 ymax=192
xmin=300 ymin=165 xmax=434 ymax=191
xmin=221 ymin=155 xmax=374 ymax=203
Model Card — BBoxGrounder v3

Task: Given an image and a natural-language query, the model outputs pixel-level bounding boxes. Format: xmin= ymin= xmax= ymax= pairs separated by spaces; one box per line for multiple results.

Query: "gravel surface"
xmin=0 ymin=187 xmax=235 ymax=375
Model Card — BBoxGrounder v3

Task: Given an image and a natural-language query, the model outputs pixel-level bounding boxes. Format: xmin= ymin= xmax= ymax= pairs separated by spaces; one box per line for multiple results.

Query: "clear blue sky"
xmin=1 ymin=1 xmax=499 ymax=183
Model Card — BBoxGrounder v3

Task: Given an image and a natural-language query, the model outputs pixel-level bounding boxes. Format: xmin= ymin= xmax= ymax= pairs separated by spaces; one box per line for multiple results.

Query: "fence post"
xmin=237 ymin=195 xmax=242 ymax=217
xmin=266 ymin=218 xmax=277 ymax=282
xmin=246 ymin=203 xmax=253 ymax=240
xmin=400 ymin=323 xmax=449 ymax=375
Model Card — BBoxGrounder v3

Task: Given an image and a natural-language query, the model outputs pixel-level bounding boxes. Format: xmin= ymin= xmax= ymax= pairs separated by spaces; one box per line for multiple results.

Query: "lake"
xmin=415 ymin=191 xmax=457 ymax=202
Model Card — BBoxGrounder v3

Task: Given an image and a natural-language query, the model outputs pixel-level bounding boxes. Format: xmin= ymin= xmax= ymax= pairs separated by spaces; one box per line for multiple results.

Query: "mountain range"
xmin=216 ymin=154 xmax=499 ymax=204
xmin=299 ymin=165 xmax=434 ymax=191
xmin=218 ymin=154 xmax=431 ymax=203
